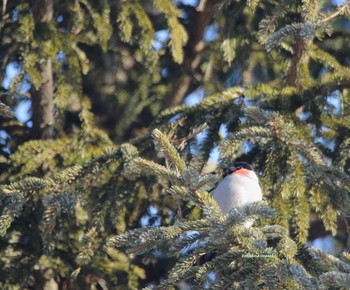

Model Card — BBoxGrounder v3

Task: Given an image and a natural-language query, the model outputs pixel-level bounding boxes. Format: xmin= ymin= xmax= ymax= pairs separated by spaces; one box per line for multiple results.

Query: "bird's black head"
xmin=234 ymin=162 xmax=253 ymax=171
xmin=224 ymin=162 xmax=253 ymax=177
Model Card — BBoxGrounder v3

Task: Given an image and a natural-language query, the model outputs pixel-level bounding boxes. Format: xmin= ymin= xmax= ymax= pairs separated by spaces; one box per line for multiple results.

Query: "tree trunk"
xmin=31 ymin=0 xmax=54 ymax=140
xmin=31 ymin=2 xmax=57 ymax=289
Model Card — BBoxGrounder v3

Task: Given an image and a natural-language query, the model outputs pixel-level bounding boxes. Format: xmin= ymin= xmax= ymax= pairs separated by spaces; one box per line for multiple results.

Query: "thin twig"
xmin=171 ymin=125 xmax=208 ymax=146
xmin=321 ymin=2 xmax=349 ymax=24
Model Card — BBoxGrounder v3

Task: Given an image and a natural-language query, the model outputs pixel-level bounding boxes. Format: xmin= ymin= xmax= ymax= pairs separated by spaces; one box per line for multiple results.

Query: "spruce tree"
xmin=0 ymin=0 xmax=350 ymax=289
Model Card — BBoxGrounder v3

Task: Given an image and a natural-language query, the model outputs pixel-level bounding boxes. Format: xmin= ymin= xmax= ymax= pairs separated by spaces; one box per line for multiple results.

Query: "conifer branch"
xmin=131 ymin=157 xmax=182 ymax=182
xmin=152 ymin=129 xmax=187 ymax=173
xmin=320 ymin=2 xmax=350 ymax=24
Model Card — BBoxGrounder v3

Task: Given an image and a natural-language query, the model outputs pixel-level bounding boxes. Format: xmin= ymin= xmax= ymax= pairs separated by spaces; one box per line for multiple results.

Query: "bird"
xmin=212 ymin=162 xmax=263 ymax=225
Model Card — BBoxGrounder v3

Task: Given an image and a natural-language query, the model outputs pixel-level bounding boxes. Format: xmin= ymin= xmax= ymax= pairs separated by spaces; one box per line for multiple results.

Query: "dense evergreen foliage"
xmin=0 ymin=0 xmax=350 ymax=289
